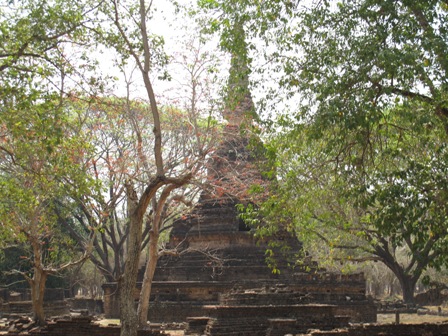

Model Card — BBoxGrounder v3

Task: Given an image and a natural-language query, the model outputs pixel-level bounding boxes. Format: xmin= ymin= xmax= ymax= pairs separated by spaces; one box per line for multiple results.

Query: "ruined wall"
xmin=305 ymin=323 xmax=448 ymax=336
xmin=29 ymin=317 xmax=163 ymax=336
xmin=68 ymin=298 xmax=104 ymax=315
xmin=0 ymin=288 xmax=67 ymax=303
xmin=103 ymin=272 xmax=376 ymax=323
xmin=102 ymin=284 xmax=121 ymax=318
xmin=187 ymin=304 xmax=350 ymax=336
xmin=0 ymin=300 xmax=70 ymax=317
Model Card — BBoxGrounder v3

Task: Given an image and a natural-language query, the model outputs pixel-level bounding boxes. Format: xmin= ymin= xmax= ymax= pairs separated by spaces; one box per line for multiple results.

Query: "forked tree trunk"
xmin=376 ymin=244 xmax=424 ymax=305
xmin=115 ymin=0 xmax=192 ymax=332
xmin=136 ymin=185 xmax=178 ymax=327
xmin=398 ymin=274 xmax=418 ymax=304
xmin=387 ymin=261 xmax=420 ymax=304
xmin=120 ymin=179 xmax=165 ymax=336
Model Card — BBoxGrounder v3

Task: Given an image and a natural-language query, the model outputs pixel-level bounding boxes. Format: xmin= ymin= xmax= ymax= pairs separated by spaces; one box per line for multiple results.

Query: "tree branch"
xmin=374 ymin=83 xmax=433 ymax=103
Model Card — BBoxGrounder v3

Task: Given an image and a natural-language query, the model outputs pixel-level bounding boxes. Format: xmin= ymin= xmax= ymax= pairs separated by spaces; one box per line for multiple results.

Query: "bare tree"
xmin=88 ymin=2 xmax=222 ymax=335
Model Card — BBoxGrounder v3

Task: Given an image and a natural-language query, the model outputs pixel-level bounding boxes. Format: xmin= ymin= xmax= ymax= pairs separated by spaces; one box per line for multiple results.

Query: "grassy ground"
xmin=377 ymin=313 xmax=448 ymax=324
xmin=97 ymin=319 xmax=120 ymax=326
xmin=377 ymin=306 xmax=448 ymax=324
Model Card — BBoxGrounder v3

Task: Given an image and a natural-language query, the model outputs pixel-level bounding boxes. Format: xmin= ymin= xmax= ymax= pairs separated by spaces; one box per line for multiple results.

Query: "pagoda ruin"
xmin=102 ymin=23 xmax=377 ymax=332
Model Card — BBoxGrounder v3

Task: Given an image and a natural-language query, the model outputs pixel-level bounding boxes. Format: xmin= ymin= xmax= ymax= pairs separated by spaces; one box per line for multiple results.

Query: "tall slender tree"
xmin=95 ymin=2 xmax=218 ymax=335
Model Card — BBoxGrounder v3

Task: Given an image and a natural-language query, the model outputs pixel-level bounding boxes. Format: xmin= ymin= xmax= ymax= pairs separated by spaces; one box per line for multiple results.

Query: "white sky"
xmin=95 ymin=0 xmax=228 ymax=116
xmin=91 ymin=0 xmax=295 ymax=124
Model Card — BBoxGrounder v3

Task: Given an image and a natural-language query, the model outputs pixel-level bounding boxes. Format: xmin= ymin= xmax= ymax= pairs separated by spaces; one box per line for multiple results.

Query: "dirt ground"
xmin=377 ymin=313 xmax=448 ymax=324
xmin=95 ymin=312 xmax=448 ymax=336
xmin=2 ymin=312 xmax=448 ymax=336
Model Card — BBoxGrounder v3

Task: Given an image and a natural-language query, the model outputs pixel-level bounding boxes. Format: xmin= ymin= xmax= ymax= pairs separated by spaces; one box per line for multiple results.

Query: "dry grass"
xmin=377 ymin=313 xmax=448 ymax=324
xmin=165 ymin=331 xmax=184 ymax=336
xmin=96 ymin=320 xmax=185 ymax=335
xmin=97 ymin=319 xmax=120 ymax=326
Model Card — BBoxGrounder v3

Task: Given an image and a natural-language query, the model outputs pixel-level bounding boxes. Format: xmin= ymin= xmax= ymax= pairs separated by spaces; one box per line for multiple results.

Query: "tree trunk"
xmin=399 ymin=274 xmax=418 ymax=304
xmin=137 ymin=230 xmax=159 ymax=327
xmin=375 ymin=243 xmax=422 ymax=304
xmin=30 ymin=268 xmax=48 ymax=326
xmin=120 ymin=192 xmax=143 ymax=336
xmin=119 ymin=177 xmax=166 ymax=336
xmin=136 ymin=185 xmax=178 ymax=327
xmin=119 ymin=275 xmax=138 ymax=336
xmin=388 ymin=263 xmax=418 ymax=304
xmin=27 ymin=234 xmax=48 ymax=326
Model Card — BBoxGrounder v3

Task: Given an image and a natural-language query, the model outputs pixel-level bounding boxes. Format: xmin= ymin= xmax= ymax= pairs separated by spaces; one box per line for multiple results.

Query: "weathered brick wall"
xmin=29 ymin=317 xmax=164 ymax=336
xmin=0 ymin=288 xmax=66 ymax=303
xmin=102 ymin=284 xmax=120 ymax=318
xmin=198 ymin=304 xmax=350 ymax=336
xmin=333 ymin=302 xmax=377 ymax=323
xmin=306 ymin=323 xmax=448 ymax=336
xmin=68 ymin=298 xmax=104 ymax=315
xmin=149 ymin=301 xmax=210 ymax=323
xmin=43 ymin=288 xmax=66 ymax=301
xmin=103 ymin=272 xmax=376 ymax=323
xmin=0 ymin=300 xmax=70 ymax=317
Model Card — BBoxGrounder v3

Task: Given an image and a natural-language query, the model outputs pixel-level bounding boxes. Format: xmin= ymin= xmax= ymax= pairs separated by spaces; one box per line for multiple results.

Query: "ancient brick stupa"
xmin=102 ymin=24 xmax=377 ymax=329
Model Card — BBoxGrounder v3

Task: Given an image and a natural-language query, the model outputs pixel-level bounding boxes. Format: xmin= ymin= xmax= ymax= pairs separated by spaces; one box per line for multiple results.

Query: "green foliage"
xmin=0 ymin=246 xmax=70 ymax=289
xmin=264 ymin=0 xmax=448 ymax=274
xmin=268 ymin=0 xmax=448 ymax=133
xmin=0 ymin=4 xmax=101 ymax=321
xmin=0 ymin=96 xmax=94 ymax=268
xmin=197 ymin=0 xmax=295 ymax=45
xmin=197 ymin=0 xmax=295 ymax=121
xmin=0 ymin=0 xmax=99 ymax=95
xmin=96 ymin=0 xmax=169 ymax=79
xmin=205 ymin=0 xmax=448 ymax=299
xmin=257 ymin=98 xmax=448 ymax=300
xmin=0 ymin=247 xmax=29 ymax=289
xmin=360 ymin=142 xmax=448 ymax=268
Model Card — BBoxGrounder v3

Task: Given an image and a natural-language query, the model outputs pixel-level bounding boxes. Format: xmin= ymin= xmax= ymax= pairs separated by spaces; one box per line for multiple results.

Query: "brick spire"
xmin=222 ymin=21 xmax=256 ymax=130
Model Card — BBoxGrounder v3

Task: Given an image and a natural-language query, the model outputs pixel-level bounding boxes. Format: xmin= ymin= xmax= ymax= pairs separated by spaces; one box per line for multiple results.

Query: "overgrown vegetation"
xmin=1 ymin=1 xmax=448 ymax=334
